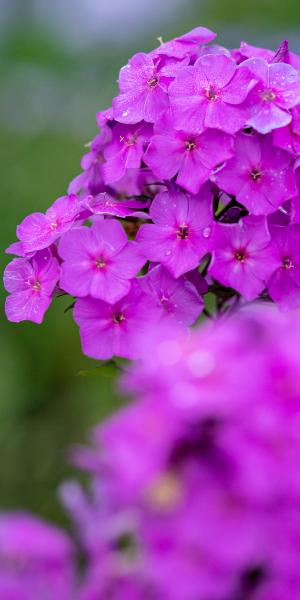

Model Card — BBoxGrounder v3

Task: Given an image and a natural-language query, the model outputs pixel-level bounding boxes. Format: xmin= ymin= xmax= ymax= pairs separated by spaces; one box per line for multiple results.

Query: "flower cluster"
xmin=4 ymin=27 xmax=300 ymax=360
xmin=0 ymin=512 xmax=74 ymax=599
xmin=63 ymin=303 xmax=300 ymax=599
xmin=2 ymin=303 xmax=300 ymax=599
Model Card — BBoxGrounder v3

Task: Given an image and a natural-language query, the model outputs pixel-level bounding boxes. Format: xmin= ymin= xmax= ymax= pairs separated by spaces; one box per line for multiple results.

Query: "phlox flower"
xmin=153 ymin=26 xmax=216 ymax=59
xmin=267 ymin=223 xmax=300 ymax=310
xmin=136 ymin=186 xmax=213 ymax=278
xmin=209 ymin=216 xmax=279 ymax=299
xmin=85 ymin=192 xmax=150 ymax=219
xmin=103 ymin=122 xmax=152 ymax=184
xmin=139 ymin=265 xmax=204 ymax=325
xmin=169 ymin=53 xmax=254 ymax=134
xmin=4 ymin=250 xmax=59 ymax=323
xmin=58 ymin=219 xmax=145 ymax=304
xmin=241 ymin=57 xmax=300 ymax=133
xmin=113 ymin=53 xmax=169 ymax=124
xmin=73 ymin=282 xmax=159 ymax=360
xmin=68 ymin=129 xmax=111 ymax=196
xmin=0 ymin=512 xmax=74 ymax=600
xmin=16 ymin=194 xmax=82 ymax=254
xmin=273 ymin=105 xmax=300 ymax=154
xmin=144 ymin=111 xmax=234 ymax=194
xmin=213 ymin=132 xmax=297 ymax=215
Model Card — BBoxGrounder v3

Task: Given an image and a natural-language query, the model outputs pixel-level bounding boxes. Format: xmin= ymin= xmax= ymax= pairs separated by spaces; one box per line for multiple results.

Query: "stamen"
xmin=282 ymin=256 xmax=294 ymax=269
xmin=32 ymin=281 xmax=41 ymax=291
xmin=261 ymin=89 xmax=276 ymax=102
xmin=177 ymin=226 xmax=189 ymax=240
xmin=185 ymin=140 xmax=196 ymax=151
xmin=147 ymin=76 xmax=159 ymax=88
xmin=113 ymin=312 xmax=125 ymax=324
xmin=95 ymin=258 xmax=106 ymax=269
xmin=205 ymin=85 xmax=219 ymax=101
xmin=250 ymin=169 xmax=262 ymax=181
xmin=234 ymin=249 xmax=247 ymax=262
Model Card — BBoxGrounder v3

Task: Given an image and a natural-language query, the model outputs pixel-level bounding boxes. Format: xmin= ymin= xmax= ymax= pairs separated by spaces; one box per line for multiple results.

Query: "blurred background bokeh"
xmin=1 ymin=0 xmax=300 ymax=525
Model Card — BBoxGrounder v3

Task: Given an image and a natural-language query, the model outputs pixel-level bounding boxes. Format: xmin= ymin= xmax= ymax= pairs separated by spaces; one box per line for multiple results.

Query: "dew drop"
xmin=203 ymin=227 xmax=211 ymax=238
xmin=165 ymin=250 xmax=172 ymax=256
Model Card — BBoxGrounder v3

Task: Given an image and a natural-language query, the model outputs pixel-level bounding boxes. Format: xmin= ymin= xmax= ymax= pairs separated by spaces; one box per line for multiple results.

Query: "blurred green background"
xmin=1 ymin=0 xmax=300 ymax=525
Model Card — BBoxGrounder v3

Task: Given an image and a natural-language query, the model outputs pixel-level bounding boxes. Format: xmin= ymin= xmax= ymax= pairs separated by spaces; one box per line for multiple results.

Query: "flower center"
xmin=234 ymin=249 xmax=247 ymax=262
xmin=250 ymin=169 xmax=262 ymax=181
xmin=112 ymin=312 xmax=125 ymax=324
xmin=185 ymin=140 xmax=196 ymax=151
xmin=261 ymin=89 xmax=276 ymax=102
xmin=147 ymin=76 xmax=159 ymax=88
xmin=205 ymin=85 xmax=220 ymax=101
xmin=95 ymin=258 xmax=106 ymax=269
xmin=146 ymin=472 xmax=182 ymax=510
xmin=177 ymin=225 xmax=189 ymax=240
xmin=121 ymin=134 xmax=137 ymax=146
xmin=32 ymin=280 xmax=41 ymax=291
xmin=282 ymin=256 xmax=294 ymax=269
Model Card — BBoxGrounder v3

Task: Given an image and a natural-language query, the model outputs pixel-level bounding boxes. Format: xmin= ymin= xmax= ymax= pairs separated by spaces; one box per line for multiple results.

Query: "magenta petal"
xmin=268 ymin=268 xmax=300 ymax=310
xmin=136 ymin=224 xmax=175 ymax=262
xmin=4 ymin=259 xmax=34 ymax=293
xmin=5 ymin=290 xmax=51 ymax=324
xmin=176 ymin=152 xmax=209 ymax=194
xmin=144 ymin=136 xmax=183 ymax=180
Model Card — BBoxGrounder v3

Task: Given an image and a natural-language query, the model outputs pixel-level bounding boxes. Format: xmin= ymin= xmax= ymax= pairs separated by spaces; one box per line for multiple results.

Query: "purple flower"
xmin=169 ymin=54 xmax=253 ymax=134
xmin=113 ymin=53 xmax=169 ymax=124
xmin=153 ymin=26 xmax=216 ymax=59
xmin=209 ymin=216 xmax=279 ymax=299
xmin=144 ymin=111 xmax=234 ymax=194
xmin=273 ymin=105 xmax=300 ymax=154
xmin=136 ymin=186 xmax=213 ymax=278
xmin=139 ymin=265 xmax=204 ymax=326
xmin=4 ymin=250 xmax=60 ymax=323
xmin=213 ymin=132 xmax=297 ymax=215
xmin=103 ymin=122 xmax=152 ymax=184
xmin=58 ymin=220 xmax=145 ymax=304
xmin=73 ymin=282 xmax=158 ymax=360
xmin=0 ymin=512 xmax=74 ymax=600
xmin=68 ymin=130 xmax=111 ymax=196
xmin=267 ymin=224 xmax=300 ymax=310
xmin=16 ymin=195 xmax=82 ymax=254
xmin=241 ymin=57 xmax=300 ymax=133
xmin=85 ymin=192 xmax=150 ymax=219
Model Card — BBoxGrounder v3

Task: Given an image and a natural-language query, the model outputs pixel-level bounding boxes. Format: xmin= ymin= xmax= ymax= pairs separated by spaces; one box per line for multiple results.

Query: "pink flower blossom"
xmin=58 ymin=220 xmax=145 ymax=304
xmin=273 ymin=105 xmax=300 ymax=154
xmin=169 ymin=54 xmax=254 ymax=134
xmin=139 ymin=265 xmax=204 ymax=325
xmin=85 ymin=192 xmax=150 ymax=219
xmin=267 ymin=223 xmax=300 ymax=310
xmin=213 ymin=132 xmax=297 ymax=215
xmin=113 ymin=53 xmax=169 ymax=124
xmin=73 ymin=282 xmax=158 ymax=360
xmin=241 ymin=57 xmax=300 ymax=133
xmin=136 ymin=186 xmax=213 ymax=278
xmin=16 ymin=195 xmax=82 ymax=254
xmin=144 ymin=111 xmax=234 ymax=194
xmin=153 ymin=26 xmax=216 ymax=59
xmin=4 ymin=250 xmax=60 ymax=323
xmin=103 ymin=122 xmax=152 ymax=184
xmin=209 ymin=216 xmax=279 ymax=299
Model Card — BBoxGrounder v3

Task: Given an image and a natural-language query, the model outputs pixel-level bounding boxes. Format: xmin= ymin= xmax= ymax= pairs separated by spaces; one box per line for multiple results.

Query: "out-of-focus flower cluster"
xmin=3 ymin=304 xmax=300 ymax=599
xmin=4 ymin=27 xmax=300 ymax=361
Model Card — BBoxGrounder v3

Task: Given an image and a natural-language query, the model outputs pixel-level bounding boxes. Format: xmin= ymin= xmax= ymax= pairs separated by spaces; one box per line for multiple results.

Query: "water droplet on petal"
xmin=165 ymin=250 xmax=172 ymax=256
xmin=203 ymin=227 xmax=211 ymax=238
